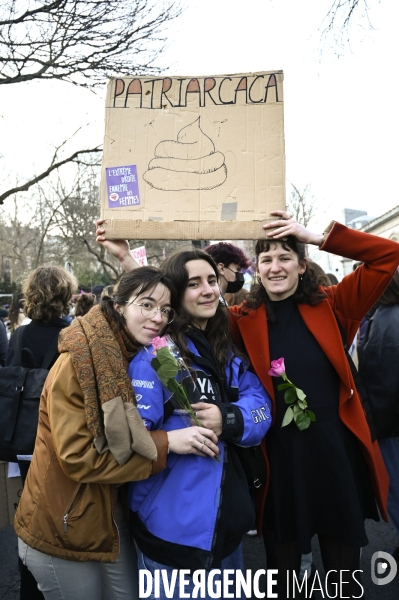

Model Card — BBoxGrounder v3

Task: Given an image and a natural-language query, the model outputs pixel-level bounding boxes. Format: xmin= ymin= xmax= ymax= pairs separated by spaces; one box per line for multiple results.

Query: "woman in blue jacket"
xmin=127 ymin=250 xmax=272 ymax=599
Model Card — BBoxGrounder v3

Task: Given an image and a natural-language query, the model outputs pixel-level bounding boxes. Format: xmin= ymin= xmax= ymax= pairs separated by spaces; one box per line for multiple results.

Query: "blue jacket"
xmin=127 ymin=338 xmax=271 ymax=569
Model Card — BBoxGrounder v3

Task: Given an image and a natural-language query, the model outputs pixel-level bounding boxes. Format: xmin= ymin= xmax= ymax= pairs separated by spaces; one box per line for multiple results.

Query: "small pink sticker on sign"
xmin=106 ymin=165 xmax=140 ymax=208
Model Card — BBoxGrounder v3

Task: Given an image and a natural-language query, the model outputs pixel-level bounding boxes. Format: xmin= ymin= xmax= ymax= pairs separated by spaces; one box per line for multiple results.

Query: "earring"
xmin=300 ymin=274 xmax=303 ymax=281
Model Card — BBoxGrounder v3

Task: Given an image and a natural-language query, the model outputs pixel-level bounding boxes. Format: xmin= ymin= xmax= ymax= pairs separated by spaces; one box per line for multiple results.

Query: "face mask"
xmin=225 ymin=270 xmax=245 ymax=293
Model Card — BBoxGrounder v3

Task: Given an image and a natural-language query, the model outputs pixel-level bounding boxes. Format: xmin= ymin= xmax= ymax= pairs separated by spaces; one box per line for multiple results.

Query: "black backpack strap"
xmin=40 ymin=332 xmax=60 ymax=370
xmin=4 ymin=368 xmax=30 ymax=443
xmin=334 ymin=314 xmax=377 ymax=441
xmin=11 ymin=326 xmax=25 ymax=367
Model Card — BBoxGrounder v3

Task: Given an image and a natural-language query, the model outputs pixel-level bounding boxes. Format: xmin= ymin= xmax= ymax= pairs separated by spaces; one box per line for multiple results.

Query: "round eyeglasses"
xmin=129 ymin=301 xmax=175 ymax=324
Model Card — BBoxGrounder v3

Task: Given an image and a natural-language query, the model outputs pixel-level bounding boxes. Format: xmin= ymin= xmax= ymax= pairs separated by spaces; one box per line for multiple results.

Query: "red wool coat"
xmin=229 ymin=222 xmax=399 ymax=531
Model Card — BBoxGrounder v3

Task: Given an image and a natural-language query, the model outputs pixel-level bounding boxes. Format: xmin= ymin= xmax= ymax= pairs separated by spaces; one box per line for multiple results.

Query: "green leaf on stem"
xmin=156 ymin=347 xmax=179 ymax=367
xmin=295 ymin=412 xmax=311 ymax=430
xmin=307 ymin=410 xmax=316 ymax=422
xmin=296 ymin=388 xmax=306 ymax=401
xmin=284 ymin=388 xmax=297 ymax=404
xmin=277 ymin=383 xmax=296 ymax=391
xmin=157 ymin=363 xmax=179 ymax=383
xmin=297 ymin=400 xmax=308 ymax=410
xmin=151 ymin=357 xmax=161 ymax=371
xmin=282 ymin=407 xmax=294 ymax=427
xmin=298 ymin=418 xmax=311 ymax=430
xmin=292 ymin=404 xmax=301 ymax=417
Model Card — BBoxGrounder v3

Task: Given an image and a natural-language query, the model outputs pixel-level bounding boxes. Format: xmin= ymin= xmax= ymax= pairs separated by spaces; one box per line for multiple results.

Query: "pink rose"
xmin=152 ymin=336 xmax=169 ymax=353
xmin=268 ymin=357 xmax=286 ymax=377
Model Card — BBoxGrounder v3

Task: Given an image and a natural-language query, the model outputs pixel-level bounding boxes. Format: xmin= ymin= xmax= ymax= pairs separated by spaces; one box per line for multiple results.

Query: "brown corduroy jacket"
xmin=14 ymin=352 xmax=168 ymax=562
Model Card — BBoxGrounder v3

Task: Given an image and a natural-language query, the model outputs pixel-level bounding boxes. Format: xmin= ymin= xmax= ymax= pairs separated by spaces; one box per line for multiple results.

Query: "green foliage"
xmin=150 ymin=340 xmax=216 ymax=455
xmin=277 ymin=375 xmax=315 ymax=432
xmin=281 ymin=407 xmax=294 ymax=427
xmin=284 ymin=387 xmax=298 ymax=404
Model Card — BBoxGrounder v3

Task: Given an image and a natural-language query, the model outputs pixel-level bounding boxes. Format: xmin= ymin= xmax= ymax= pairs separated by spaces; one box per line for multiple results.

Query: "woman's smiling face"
xmin=181 ymin=259 xmax=220 ymax=329
xmin=257 ymin=243 xmax=305 ymax=301
xmin=115 ymin=283 xmax=171 ymax=345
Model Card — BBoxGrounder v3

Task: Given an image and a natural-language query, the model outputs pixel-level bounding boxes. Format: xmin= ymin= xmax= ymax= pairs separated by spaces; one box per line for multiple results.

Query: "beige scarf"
xmin=58 ymin=305 xmax=157 ymax=464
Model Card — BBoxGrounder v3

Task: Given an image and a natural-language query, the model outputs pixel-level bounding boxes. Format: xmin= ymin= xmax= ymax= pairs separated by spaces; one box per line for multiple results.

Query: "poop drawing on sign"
xmin=143 ymin=118 xmax=227 ymax=191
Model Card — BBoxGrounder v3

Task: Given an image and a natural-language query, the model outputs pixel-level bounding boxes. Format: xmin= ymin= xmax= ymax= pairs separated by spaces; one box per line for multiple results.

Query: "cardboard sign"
xmin=100 ymin=72 xmax=285 ymax=240
xmin=130 ymin=245 xmax=148 ymax=266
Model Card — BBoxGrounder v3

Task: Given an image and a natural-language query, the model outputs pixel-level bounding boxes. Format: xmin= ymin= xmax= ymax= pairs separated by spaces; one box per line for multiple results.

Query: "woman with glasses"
xmin=14 ymin=266 xmax=219 ymax=600
xmin=126 ymin=250 xmax=272 ymax=599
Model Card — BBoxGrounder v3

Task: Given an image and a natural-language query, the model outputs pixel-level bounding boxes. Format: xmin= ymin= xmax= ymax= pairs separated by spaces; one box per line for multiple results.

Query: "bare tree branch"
xmin=0 ymin=0 xmax=182 ymax=87
xmin=0 ymin=146 xmax=101 ymax=204
xmin=320 ymin=0 xmax=377 ymax=48
xmin=81 ymin=238 xmax=121 ymax=280
xmin=0 ymin=0 xmax=65 ymax=26
xmin=287 ymin=183 xmax=317 ymax=229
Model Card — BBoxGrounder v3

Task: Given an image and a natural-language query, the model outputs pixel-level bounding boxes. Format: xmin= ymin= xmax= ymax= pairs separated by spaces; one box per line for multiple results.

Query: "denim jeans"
xmin=138 ymin=544 xmax=245 ymax=599
xmin=18 ymin=501 xmax=139 ymax=600
xmin=379 ymin=436 xmax=399 ymax=536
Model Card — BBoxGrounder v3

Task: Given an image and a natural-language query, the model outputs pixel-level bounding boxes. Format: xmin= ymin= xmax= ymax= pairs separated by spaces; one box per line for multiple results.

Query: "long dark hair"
xmin=100 ymin=267 xmax=176 ymax=330
xmin=245 ymin=237 xmax=326 ymax=321
xmin=161 ymin=249 xmax=235 ymax=370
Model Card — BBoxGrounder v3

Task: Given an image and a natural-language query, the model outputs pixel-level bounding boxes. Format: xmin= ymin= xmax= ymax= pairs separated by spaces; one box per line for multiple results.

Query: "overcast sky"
xmin=2 ymin=0 xmax=398 ymax=229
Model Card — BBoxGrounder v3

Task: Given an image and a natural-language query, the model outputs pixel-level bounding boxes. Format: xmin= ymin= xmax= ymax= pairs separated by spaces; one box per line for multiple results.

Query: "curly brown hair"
xmin=23 ymin=265 xmax=78 ymax=322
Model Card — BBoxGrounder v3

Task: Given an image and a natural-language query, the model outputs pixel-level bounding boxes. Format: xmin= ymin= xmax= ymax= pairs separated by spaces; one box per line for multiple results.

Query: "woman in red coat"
xmin=228 ymin=211 xmax=399 ymax=597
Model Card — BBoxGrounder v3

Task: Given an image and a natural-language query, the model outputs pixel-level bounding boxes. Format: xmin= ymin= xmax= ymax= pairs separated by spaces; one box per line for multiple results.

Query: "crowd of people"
xmin=1 ymin=210 xmax=399 ymax=599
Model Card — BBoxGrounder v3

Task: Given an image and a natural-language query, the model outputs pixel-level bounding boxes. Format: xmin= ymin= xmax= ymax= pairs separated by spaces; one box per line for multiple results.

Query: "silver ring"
xmin=195 ymin=411 xmax=198 ymax=417
xmin=200 ymin=442 xmax=205 ymax=452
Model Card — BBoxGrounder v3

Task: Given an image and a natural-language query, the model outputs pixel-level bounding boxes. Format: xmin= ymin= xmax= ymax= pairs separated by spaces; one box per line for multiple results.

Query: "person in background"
xmin=6 ymin=266 xmax=77 ymax=600
xmin=14 ymin=266 xmax=219 ymax=600
xmin=304 ymin=260 xmax=332 ymax=287
xmin=0 ymin=305 xmax=10 ymax=338
xmin=101 ymin=285 xmax=114 ymax=299
xmin=6 ymin=267 xmax=77 ymax=478
xmin=8 ymin=293 xmax=27 ymax=334
xmin=6 ymin=268 xmax=74 ymax=373
xmin=224 ymin=287 xmax=249 ymax=308
xmin=359 ymin=270 xmax=399 ymax=561
xmin=74 ymin=292 xmax=96 ymax=317
xmin=204 ymin=241 xmax=251 ymax=295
